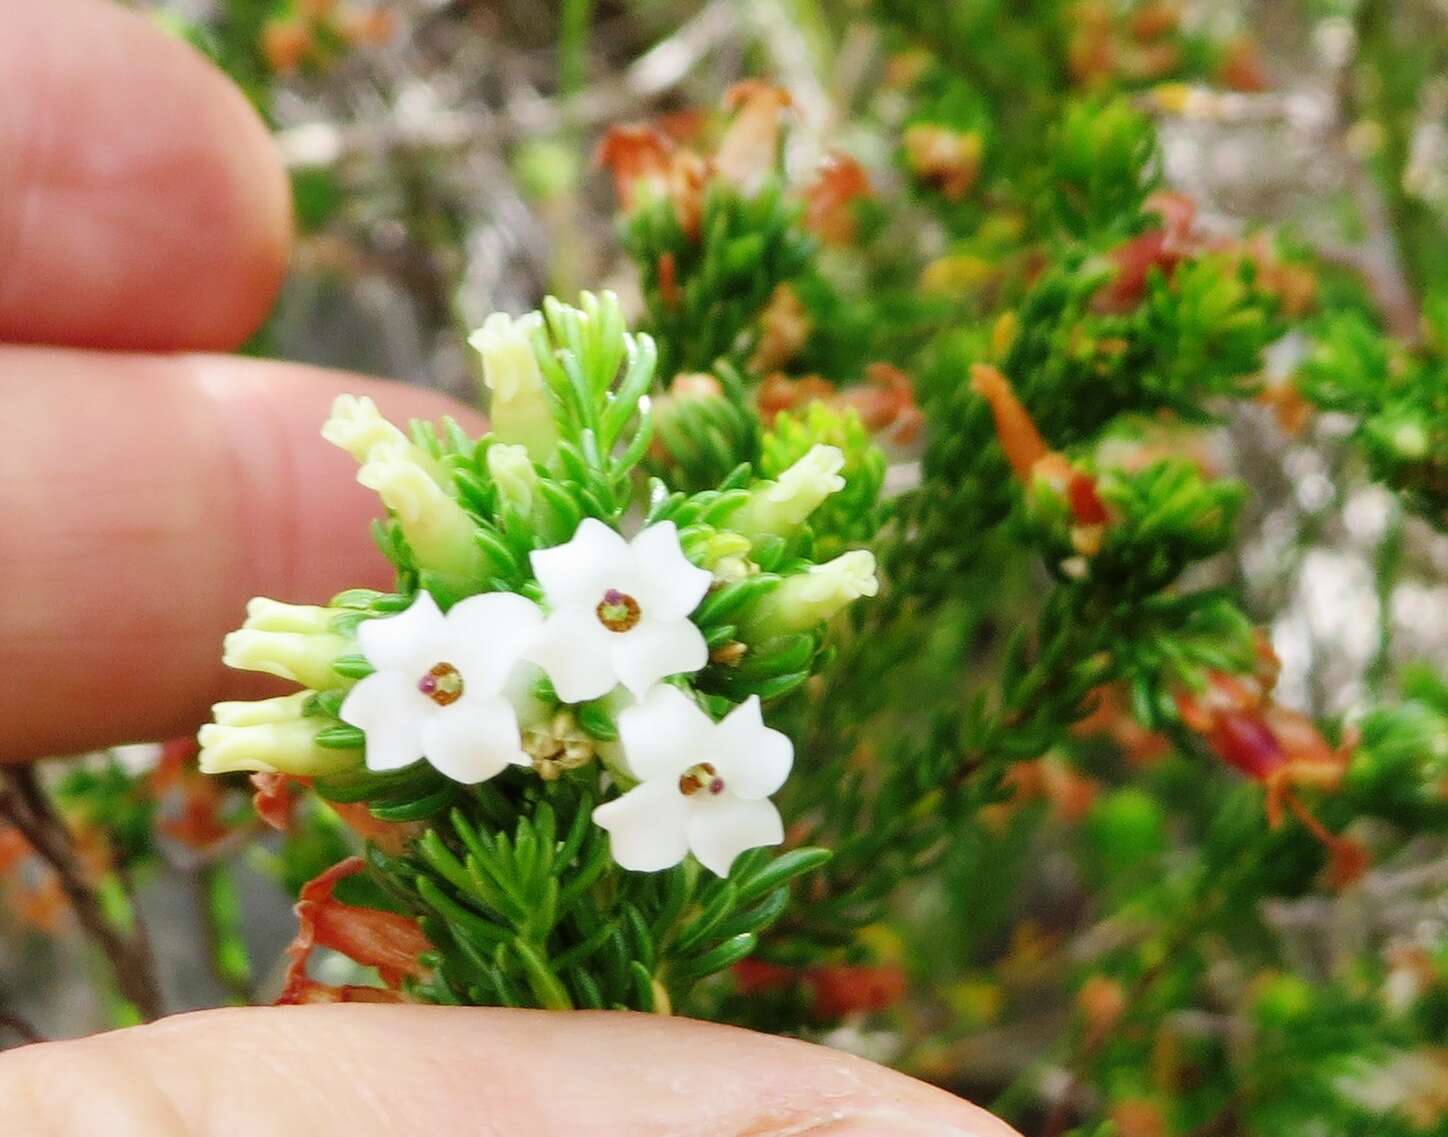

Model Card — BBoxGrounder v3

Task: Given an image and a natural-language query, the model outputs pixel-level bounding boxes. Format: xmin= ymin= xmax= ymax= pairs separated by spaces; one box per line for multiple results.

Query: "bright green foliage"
xmin=1297 ymin=306 xmax=1448 ymax=526
xmin=622 ymin=181 xmax=816 ymax=380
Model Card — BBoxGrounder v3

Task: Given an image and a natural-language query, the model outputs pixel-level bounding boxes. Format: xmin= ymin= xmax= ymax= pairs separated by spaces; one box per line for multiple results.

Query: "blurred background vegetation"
xmin=4 ymin=2 xmax=1448 ymax=1134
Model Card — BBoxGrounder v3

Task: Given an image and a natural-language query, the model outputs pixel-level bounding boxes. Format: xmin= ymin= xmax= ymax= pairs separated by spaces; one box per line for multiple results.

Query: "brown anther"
xmin=418 ymin=662 xmax=464 ymax=706
xmin=711 ymin=641 xmax=748 ymax=666
xmin=596 ymin=589 xmax=642 ymax=633
xmin=678 ymin=762 xmax=723 ymax=796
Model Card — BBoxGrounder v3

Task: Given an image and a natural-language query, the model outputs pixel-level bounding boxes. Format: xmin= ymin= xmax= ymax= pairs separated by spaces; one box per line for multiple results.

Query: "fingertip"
xmin=0 ymin=0 xmax=292 ymax=351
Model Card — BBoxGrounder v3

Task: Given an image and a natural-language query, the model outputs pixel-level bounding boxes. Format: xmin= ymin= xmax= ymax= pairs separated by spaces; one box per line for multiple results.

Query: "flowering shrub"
xmin=198 ymin=292 xmax=878 ymax=1011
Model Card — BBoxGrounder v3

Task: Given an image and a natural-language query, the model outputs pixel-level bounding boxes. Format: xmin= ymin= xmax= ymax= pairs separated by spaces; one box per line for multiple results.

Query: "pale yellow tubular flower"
xmin=199 ymin=692 xmax=360 ymax=777
xmin=729 ymin=444 xmax=846 ymax=541
xmin=357 ymin=441 xmax=485 ymax=588
xmin=322 ymin=394 xmax=448 ymax=484
xmin=744 ymin=549 xmax=879 ymax=636
xmin=223 ymin=627 xmax=354 ymax=691
xmin=469 ymin=312 xmax=559 ymax=462
xmin=241 ymin=597 xmax=339 ymax=635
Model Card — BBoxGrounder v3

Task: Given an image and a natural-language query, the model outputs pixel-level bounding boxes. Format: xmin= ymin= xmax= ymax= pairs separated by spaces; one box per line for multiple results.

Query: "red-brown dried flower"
xmin=804 ymin=153 xmax=872 ymax=245
xmin=277 ymin=857 xmax=431 ymax=1005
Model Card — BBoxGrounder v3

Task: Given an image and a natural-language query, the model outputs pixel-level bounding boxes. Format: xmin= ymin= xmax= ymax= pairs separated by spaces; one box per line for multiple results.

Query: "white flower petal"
xmin=527 ymin=607 xmax=618 ymax=703
xmin=421 ymin=698 xmax=527 ymax=784
xmin=530 ymin=518 xmax=633 ymax=609
xmin=593 ymin=781 xmax=691 ymax=872
xmin=611 ymin=618 xmax=708 ymax=697
xmin=444 ymin=591 xmax=545 ymax=692
xmin=617 ymin=684 xmax=713 ymax=782
xmin=356 ymin=591 xmax=448 ymax=674
xmin=630 ymin=521 xmax=712 ymax=620
xmin=710 ymin=696 xmax=793 ymax=800
xmin=339 ymin=671 xmax=429 ymax=772
xmin=688 ymin=796 xmax=784 ymax=877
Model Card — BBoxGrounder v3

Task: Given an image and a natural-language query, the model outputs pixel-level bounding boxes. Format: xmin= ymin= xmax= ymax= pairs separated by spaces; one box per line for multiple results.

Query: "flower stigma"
xmin=596 ymin=588 xmax=642 ymax=633
xmin=418 ymin=662 xmax=465 ymax=706
xmin=678 ymin=762 xmax=726 ymax=797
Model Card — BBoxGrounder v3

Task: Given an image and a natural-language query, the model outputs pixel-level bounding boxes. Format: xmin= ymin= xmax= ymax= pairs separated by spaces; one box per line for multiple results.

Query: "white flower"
xmin=339 ymin=590 xmax=544 ymax=784
xmin=526 ymin=519 xmax=712 ymax=702
xmin=593 ymin=685 xmax=792 ymax=876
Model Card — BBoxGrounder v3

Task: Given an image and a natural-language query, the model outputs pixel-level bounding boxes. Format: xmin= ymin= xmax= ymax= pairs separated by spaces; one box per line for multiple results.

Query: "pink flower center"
xmin=679 ymin=762 xmax=726 ymax=797
xmin=418 ymin=662 xmax=464 ymax=706
xmin=595 ymin=588 xmax=642 ymax=633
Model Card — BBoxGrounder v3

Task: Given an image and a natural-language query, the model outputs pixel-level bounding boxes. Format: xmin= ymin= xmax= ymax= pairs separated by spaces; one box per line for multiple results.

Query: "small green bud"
xmin=487 ymin=442 xmax=538 ymax=516
xmin=730 ymin=444 xmax=846 ymax=541
xmin=469 ymin=311 xmax=559 ymax=462
xmin=199 ymin=692 xmax=360 ymax=777
xmin=744 ymin=549 xmax=878 ymax=636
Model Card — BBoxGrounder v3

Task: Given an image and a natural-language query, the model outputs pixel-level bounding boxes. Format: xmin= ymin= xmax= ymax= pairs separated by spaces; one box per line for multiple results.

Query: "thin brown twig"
xmin=0 ymin=767 xmax=163 ymax=1021
xmin=0 ymin=1010 xmax=44 ymax=1047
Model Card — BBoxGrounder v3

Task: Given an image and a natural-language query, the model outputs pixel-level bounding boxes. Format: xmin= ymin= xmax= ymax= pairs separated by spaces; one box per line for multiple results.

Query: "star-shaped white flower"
xmin=339 ymin=590 xmax=543 ymax=784
xmin=526 ymin=519 xmax=712 ymax=703
xmin=593 ymin=685 xmax=792 ymax=876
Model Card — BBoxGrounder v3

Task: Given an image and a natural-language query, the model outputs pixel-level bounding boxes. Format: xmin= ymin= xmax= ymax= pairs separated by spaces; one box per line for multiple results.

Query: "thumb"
xmin=0 ymin=1005 xmax=1018 ymax=1137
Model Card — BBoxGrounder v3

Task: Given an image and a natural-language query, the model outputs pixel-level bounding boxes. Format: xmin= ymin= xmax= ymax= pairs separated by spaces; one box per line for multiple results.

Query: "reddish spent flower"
xmin=16 ymin=876 xmax=67 ymax=934
xmin=751 ymin=284 xmax=812 ymax=372
xmin=262 ymin=18 xmax=312 ymax=73
xmin=1129 ymin=1 xmax=1181 ymax=42
xmin=808 ymin=963 xmax=907 ymax=1020
xmin=148 ymin=737 xmax=233 ymax=849
xmin=804 ymin=153 xmax=872 ymax=245
xmin=329 ymin=800 xmax=423 ymax=856
xmin=668 ymin=149 xmax=710 ymax=240
xmin=970 ymin=364 xmax=1050 ymax=481
xmin=716 ymin=81 xmax=793 ymax=194
xmin=1119 ymin=40 xmax=1181 ymax=82
xmin=250 ymin=772 xmax=300 ymax=832
xmin=1074 ymin=685 xmax=1172 ymax=767
xmin=338 ymin=6 xmax=397 ymax=46
xmin=903 ymin=124 xmax=984 ymax=202
xmin=656 ymin=251 xmax=681 ymax=309
xmin=596 ymin=124 xmax=675 ymax=212
xmin=1067 ymin=1 xmax=1115 ymax=86
xmin=841 ymin=363 xmax=924 ymax=445
xmin=733 ymin=957 xmax=797 ymax=996
xmin=671 ymin=372 xmax=724 ymax=400
xmin=757 ymin=372 xmax=837 ymax=425
xmin=1094 ymin=192 xmax=1198 ymax=314
xmin=1078 ymin=974 xmax=1127 ymax=1047
xmin=1217 ymin=34 xmax=1270 ymax=93
xmin=0 ymin=825 xmax=31 ymax=874
xmin=1110 ymin=1100 xmax=1169 ymax=1137
xmin=1067 ymin=466 xmax=1110 ymax=526
xmin=278 ymin=857 xmax=430 ymax=1005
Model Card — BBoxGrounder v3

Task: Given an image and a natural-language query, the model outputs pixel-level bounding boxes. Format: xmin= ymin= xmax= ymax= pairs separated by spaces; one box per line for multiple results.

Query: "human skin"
xmin=0 ymin=3 xmax=1019 ymax=1133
